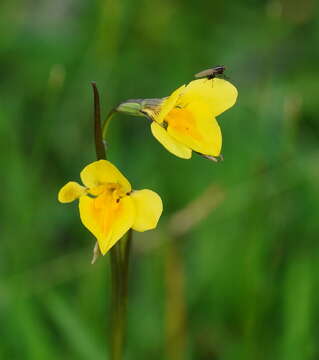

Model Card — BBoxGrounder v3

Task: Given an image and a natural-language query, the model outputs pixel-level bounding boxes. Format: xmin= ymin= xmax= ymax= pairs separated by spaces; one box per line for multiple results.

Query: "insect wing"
xmin=194 ymin=68 xmax=214 ymax=78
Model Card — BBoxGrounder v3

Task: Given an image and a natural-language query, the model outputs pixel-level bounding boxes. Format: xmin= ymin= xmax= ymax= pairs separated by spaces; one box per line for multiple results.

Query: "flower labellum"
xmin=58 ymin=160 xmax=163 ymax=255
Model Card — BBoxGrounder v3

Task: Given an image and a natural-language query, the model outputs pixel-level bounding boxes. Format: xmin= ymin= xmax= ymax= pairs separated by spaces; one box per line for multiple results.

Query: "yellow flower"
xmin=58 ymin=160 xmax=163 ymax=255
xmin=144 ymin=78 xmax=238 ymax=159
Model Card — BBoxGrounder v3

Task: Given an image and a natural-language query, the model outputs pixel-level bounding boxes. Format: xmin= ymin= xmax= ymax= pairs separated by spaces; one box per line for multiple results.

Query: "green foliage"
xmin=1 ymin=0 xmax=319 ymax=358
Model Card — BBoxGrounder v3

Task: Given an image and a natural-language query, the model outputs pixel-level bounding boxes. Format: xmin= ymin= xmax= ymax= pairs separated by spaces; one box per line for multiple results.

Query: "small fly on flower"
xmin=195 ymin=65 xmax=226 ymax=80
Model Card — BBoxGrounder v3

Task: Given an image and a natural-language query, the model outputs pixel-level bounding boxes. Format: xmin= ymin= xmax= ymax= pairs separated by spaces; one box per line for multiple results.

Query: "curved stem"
xmin=91 ymin=83 xmax=131 ymax=360
xmin=102 ymin=108 xmax=117 ymax=141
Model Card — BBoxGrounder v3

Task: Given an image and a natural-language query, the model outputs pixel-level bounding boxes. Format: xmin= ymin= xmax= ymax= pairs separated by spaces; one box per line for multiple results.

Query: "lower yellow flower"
xmin=58 ymin=160 xmax=163 ymax=255
xmin=144 ymin=78 xmax=238 ymax=159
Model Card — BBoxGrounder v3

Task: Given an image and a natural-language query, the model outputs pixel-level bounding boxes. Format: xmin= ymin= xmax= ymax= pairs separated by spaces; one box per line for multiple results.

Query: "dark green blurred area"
xmin=1 ymin=0 xmax=319 ymax=359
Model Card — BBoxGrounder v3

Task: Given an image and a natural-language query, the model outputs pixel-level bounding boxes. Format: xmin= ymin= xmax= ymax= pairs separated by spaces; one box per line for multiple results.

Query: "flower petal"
xmin=155 ymin=85 xmax=185 ymax=123
xmin=151 ymin=122 xmax=192 ymax=159
xmin=181 ymin=78 xmax=238 ymax=117
xmin=80 ymin=160 xmax=131 ymax=192
xmin=58 ymin=181 xmax=86 ymax=203
xmin=130 ymin=189 xmax=163 ymax=232
xmin=107 ymin=196 xmax=135 ymax=253
xmin=166 ymin=102 xmax=222 ymax=156
xmin=79 ymin=193 xmax=135 ymax=255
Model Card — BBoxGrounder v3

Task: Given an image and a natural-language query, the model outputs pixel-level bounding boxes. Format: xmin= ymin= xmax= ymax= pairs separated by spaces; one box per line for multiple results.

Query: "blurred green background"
xmin=1 ymin=0 xmax=319 ymax=359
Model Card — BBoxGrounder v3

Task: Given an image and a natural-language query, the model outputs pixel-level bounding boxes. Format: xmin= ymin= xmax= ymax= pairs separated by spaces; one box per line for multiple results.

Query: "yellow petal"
xmin=130 ymin=189 xmax=163 ymax=232
xmin=155 ymin=85 xmax=185 ymax=123
xmin=80 ymin=160 xmax=131 ymax=192
xmin=58 ymin=181 xmax=86 ymax=203
xmin=181 ymin=78 xmax=238 ymax=117
xmin=106 ymin=196 xmax=135 ymax=253
xmin=79 ymin=193 xmax=135 ymax=255
xmin=166 ymin=102 xmax=222 ymax=156
xmin=150 ymin=122 xmax=192 ymax=159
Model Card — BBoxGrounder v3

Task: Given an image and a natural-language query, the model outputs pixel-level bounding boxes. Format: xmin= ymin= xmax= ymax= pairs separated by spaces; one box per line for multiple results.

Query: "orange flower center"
xmin=85 ymin=183 xmax=128 ymax=238
xmin=165 ymin=108 xmax=203 ymax=142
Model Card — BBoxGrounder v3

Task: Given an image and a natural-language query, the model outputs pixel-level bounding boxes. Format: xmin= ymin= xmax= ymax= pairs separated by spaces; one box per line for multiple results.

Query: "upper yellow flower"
xmin=145 ymin=78 xmax=237 ymax=159
xmin=58 ymin=160 xmax=163 ymax=255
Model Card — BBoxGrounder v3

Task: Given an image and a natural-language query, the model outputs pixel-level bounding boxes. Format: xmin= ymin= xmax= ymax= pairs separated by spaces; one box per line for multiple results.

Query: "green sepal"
xmin=116 ymin=98 xmax=164 ymax=119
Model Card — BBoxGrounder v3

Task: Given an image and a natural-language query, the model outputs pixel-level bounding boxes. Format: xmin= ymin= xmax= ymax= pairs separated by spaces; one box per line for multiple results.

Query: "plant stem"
xmin=110 ymin=230 xmax=132 ymax=360
xmin=102 ymin=108 xmax=117 ymax=141
xmin=91 ymin=82 xmax=132 ymax=360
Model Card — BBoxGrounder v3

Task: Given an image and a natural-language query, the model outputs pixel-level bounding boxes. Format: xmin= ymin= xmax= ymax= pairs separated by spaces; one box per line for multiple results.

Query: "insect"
xmin=194 ymin=65 xmax=226 ymax=80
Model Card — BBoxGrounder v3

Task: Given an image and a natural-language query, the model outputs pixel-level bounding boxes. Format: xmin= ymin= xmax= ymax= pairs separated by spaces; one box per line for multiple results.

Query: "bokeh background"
xmin=1 ymin=0 xmax=319 ymax=359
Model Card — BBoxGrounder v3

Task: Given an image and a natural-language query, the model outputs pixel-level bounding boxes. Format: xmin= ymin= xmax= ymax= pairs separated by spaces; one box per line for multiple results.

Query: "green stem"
xmin=102 ymin=108 xmax=117 ymax=141
xmin=109 ymin=230 xmax=132 ymax=360
xmin=91 ymin=82 xmax=131 ymax=360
